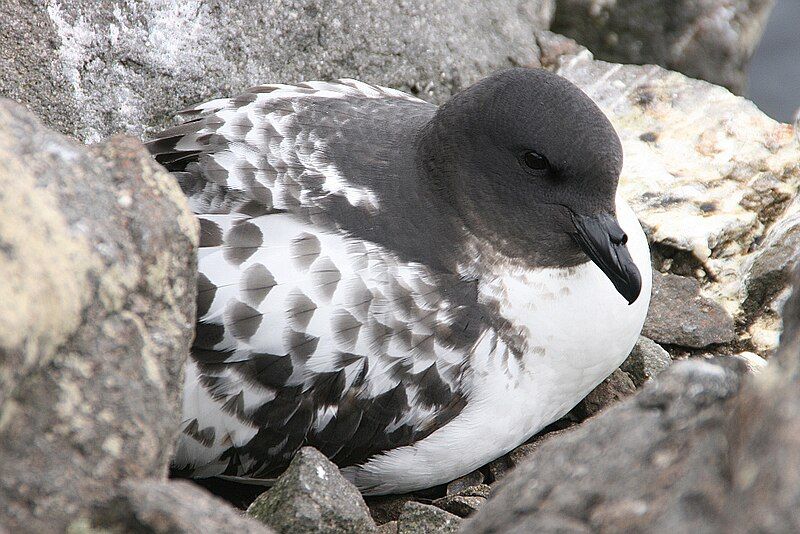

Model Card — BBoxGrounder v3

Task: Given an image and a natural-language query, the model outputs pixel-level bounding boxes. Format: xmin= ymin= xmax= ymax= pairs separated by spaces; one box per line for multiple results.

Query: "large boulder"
xmin=0 ymin=0 xmax=553 ymax=143
xmin=0 ymin=99 xmax=198 ymax=532
xmin=552 ymin=0 xmax=775 ymax=94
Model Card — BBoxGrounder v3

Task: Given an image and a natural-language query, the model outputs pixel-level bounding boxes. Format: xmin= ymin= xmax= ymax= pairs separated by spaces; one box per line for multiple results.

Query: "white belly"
xmin=345 ymin=198 xmax=652 ymax=494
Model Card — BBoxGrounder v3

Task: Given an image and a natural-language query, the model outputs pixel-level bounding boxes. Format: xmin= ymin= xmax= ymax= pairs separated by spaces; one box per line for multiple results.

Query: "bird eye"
xmin=523 ymin=151 xmax=549 ymax=171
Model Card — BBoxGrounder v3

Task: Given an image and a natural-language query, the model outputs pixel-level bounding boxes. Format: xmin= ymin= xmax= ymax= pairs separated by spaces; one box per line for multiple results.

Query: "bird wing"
xmin=150 ymin=81 xmax=484 ymax=478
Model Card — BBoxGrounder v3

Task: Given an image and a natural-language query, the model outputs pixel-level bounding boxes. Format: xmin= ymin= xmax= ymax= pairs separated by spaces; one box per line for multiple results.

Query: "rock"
xmin=569 ymin=369 xmax=637 ymax=419
xmin=87 ymin=479 xmax=272 ymax=533
xmin=643 ymin=272 xmax=736 ymax=348
xmin=546 ymin=46 xmax=800 ymax=355
xmin=247 ymin=447 xmax=376 ymax=534
xmin=551 ymin=0 xmax=775 ymax=94
xmin=725 ymin=265 xmax=800 ymax=531
xmin=396 ymin=502 xmax=461 ymax=534
xmin=741 ymin=193 xmax=800 ymax=353
xmin=366 ymin=494 xmax=416 ymax=525
xmin=484 ymin=427 xmax=574 ymax=483
xmin=464 ymin=358 xmax=748 ymax=533
xmin=621 ymin=336 xmax=672 ymax=386
xmin=0 ymin=0 xmax=553 ymax=143
xmin=377 ymin=521 xmax=398 ymax=534
xmin=432 ymin=495 xmax=486 ymax=517
xmin=0 ymin=100 xmax=197 ymax=533
xmin=445 ymin=470 xmax=484 ymax=495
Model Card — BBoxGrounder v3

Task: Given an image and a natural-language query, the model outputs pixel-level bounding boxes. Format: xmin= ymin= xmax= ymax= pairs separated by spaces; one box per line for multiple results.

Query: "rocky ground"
xmin=1 ymin=1 xmax=798 ymax=533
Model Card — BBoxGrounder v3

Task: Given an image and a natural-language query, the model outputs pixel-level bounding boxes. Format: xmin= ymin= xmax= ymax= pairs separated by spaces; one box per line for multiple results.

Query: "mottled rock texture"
xmin=0 ymin=0 xmax=553 ymax=143
xmin=398 ymin=502 xmax=461 ymax=534
xmin=89 ymin=479 xmax=272 ymax=533
xmin=644 ymin=272 xmax=736 ymax=348
xmin=0 ymin=99 xmax=198 ymax=533
xmin=552 ymin=0 xmax=775 ymax=94
xmin=620 ymin=336 xmax=672 ymax=386
xmin=247 ymin=447 xmax=377 ymax=534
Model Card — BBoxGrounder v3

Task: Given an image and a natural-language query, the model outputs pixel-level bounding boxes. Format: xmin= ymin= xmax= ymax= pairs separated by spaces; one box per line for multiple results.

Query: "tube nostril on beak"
xmin=611 ymin=232 xmax=628 ymax=246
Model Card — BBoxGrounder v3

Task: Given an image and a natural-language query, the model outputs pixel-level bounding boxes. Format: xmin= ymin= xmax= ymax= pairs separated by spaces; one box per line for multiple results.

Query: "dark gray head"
xmin=418 ymin=68 xmax=641 ymax=304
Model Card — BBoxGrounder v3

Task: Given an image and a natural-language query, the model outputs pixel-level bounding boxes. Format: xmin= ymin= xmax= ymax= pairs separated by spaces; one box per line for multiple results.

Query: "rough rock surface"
xmin=552 ymin=0 xmax=775 ymax=94
xmin=247 ymin=447 xmax=376 ymax=534
xmin=643 ymin=272 xmax=736 ymax=348
xmin=569 ymin=368 xmax=637 ymax=419
xmin=543 ymin=42 xmax=800 ymax=355
xmin=0 ymin=0 xmax=553 ymax=143
xmin=397 ymin=502 xmax=461 ymax=534
xmin=621 ymin=336 xmax=672 ymax=386
xmin=465 ymin=267 xmax=800 ymax=533
xmin=0 ymin=100 xmax=197 ymax=533
xmin=88 ymin=479 xmax=272 ymax=533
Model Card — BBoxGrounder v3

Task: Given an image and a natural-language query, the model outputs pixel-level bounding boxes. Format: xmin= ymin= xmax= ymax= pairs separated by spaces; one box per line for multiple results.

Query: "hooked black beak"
xmin=569 ymin=212 xmax=642 ymax=305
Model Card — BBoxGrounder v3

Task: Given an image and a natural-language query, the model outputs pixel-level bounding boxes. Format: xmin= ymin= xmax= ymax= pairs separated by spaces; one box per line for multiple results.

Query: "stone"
xmin=621 ymin=336 xmax=673 ymax=386
xmin=431 ymin=495 xmax=486 ymax=517
xmin=484 ymin=427 xmax=574 ymax=483
xmin=545 ymin=46 xmax=800 ymax=354
xmin=569 ymin=368 xmax=637 ymax=419
xmin=396 ymin=502 xmax=461 ymax=534
xmin=725 ymin=265 xmax=800 ymax=531
xmin=247 ymin=447 xmax=376 ymax=534
xmin=741 ymin=193 xmax=800 ymax=353
xmin=551 ymin=0 xmax=775 ymax=94
xmin=0 ymin=100 xmax=197 ymax=533
xmin=445 ymin=470 xmax=484 ymax=496
xmin=377 ymin=521 xmax=398 ymax=534
xmin=88 ymin=479 xmax=272 ymax=533
xmin=464 ymin=358 xmax=749 ymax=533
xmin=643 ymin=272 xmax=736 ymax=348
xmin=366 ymin=494 xmax=416 ymax=525
xmin=0 ymin=0 xmax=553 ymax=143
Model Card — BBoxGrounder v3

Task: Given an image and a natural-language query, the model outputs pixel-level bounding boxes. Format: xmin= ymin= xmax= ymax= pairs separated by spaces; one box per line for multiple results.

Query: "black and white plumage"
xmin=147 ymin=69 xmax=652 ymax=495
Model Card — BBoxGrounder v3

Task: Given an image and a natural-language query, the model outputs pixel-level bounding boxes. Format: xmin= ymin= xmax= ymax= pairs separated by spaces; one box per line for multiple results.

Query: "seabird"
xmin=147 ymin=68 xmax=652 ymax=495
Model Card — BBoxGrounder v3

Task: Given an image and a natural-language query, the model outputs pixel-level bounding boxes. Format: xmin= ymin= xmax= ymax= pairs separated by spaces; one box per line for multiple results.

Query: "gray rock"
xmin=742 ymin=193 xmax=800 ymax=350
xmin=725 ymin=265 xmax=800 ymax=531
xmin=88 ymin=479 xmax=272 ymax=533
xmin=247 ymin=447 xmax=376 ymax=534
xmin=0 ymin=0 xmax=553 ymax=143
xmin=366 ymin=494 xmax=416 ymax=526
xmin=551 ymin=0 xmax=775 ymax=94
xmin=621 ymin=336 xmax=672 ymax=387
xmin=397 ymin=502 xmax=461 ymax=534
xmin=432 ymin=495 xmax=486 ymax=518
xmin=643 ymin=272 xmax=736 ymax=348
xmin=377 ymin=521 xmax=398 ymax=534
xmin=484 ymin=427 xmax=575 ymax=483
xmin=464 ymin=358 xmax=748 ymax=533
xmin=569 ymin=368 xmax=637 ymax=419
xmin=0 ymin=100 xmax=197 ymax=533
xmin=446 ymin=471 xmax=484 ymax=496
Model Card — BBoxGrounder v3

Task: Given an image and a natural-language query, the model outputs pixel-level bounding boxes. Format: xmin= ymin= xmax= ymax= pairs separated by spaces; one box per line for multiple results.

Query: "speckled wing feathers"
xmin=149 ymin=81 xmax=481 ymax=479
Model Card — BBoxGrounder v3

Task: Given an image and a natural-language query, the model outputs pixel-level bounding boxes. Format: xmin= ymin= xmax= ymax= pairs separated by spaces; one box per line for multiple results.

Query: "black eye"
xmin=523 ymin=151 xmax=549 ymax=171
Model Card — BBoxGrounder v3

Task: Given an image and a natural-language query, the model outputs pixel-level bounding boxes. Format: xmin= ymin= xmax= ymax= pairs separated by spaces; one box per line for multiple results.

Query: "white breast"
xmin=346 ymin=197 xmax=652 ymax=494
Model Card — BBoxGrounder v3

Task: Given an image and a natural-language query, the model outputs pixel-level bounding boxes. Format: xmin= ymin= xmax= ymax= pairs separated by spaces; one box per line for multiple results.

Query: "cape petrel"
xmin=147 ymin=68 xmax=652 ymax=495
